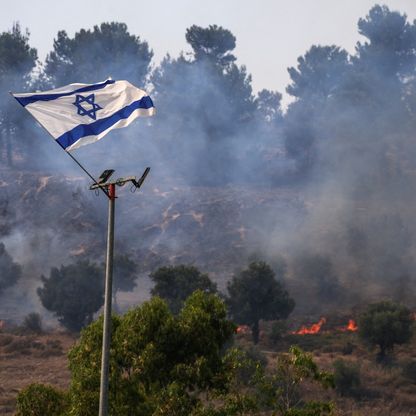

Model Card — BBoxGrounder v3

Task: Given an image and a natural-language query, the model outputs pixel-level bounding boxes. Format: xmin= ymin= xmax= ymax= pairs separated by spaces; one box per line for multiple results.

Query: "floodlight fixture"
xmin=98 ymin=169 xmax=115 ymax=184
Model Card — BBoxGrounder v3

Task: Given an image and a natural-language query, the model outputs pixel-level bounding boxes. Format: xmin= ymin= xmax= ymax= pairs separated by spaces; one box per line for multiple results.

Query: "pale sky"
xmin=2 ymin=0 xmax=416 ymax=103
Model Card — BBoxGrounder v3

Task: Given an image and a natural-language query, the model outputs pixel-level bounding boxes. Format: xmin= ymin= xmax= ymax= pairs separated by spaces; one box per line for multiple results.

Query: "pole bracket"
xmin=89 ymin=167 xmax=151 ymax=195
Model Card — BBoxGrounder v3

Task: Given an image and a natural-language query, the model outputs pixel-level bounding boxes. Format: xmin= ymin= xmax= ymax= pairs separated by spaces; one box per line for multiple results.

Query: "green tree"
xmin=151 ymin=24 xmax=256 ymax=184
xmin=358 ymin=300 xmax=413 ymax=361
xmin=256 ymin=89 xmax=283 ymax=125
xmin=37 ymin=260 xmax=104 ymax=332
xmin=287 ymin=45 xmax=349 ymax=100
xmin=150 ymin=264 xmax=217 ymax=314
xmin=227 ymin=261 xmax=295 ymax=344
xmin=348 ymin=5 xmax=415 ymax=123
xmin=0 ymin=23 xmax=37 ymax=166
xmin=355 ymin=5 xmax=415 ymax=79
xmin=284 ymin=45 xmax=350 ymax=176
xmin=0 ymin=242 xmax=22 ymax=295
xmin=44 ymin=22 xmax=153 ymax=87
xmin=185 ymin=24 xmax=237 ymax=66
xmin=67 ymin=291 xmax=235 ymax=415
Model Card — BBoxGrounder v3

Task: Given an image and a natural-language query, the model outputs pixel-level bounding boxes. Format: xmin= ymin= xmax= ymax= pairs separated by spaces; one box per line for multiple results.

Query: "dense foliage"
xmin=37 ymin=260 xmax=104 ymax=332
xmin=150 ymin=264 xmax=217 ymax=313
xmin=15 ymin=383 xmax=67 ymax=416
xmin=67 ymin=291 xmax=235 ymax=415
xmin=0 ymin=23 xmax=37 ymax=165
xmin=151 ymin=24 xmax=259 ymax=184
xmin=44 ymin=22 xmax=152 ymax=87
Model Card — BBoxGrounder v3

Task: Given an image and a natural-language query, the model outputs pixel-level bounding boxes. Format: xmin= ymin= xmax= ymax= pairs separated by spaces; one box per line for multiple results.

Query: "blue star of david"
xmin=73 ymin=94 xmax=102 ymax=120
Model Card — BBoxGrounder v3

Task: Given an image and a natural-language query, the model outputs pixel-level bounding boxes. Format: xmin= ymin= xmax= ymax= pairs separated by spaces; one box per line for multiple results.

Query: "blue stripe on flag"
xmin=15 ymin=79 xmax=115 ymax=107
xmin=56 ymin=95 xmax=154 ymax=150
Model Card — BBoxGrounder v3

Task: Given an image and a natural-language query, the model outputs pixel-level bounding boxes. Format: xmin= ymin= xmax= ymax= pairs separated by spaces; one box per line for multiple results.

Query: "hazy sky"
xmin=2 ymin=0 xmax=416 ymax=102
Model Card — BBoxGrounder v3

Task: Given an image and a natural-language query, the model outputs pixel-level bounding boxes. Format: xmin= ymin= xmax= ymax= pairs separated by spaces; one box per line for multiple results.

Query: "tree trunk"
xmin=252 ymin=320 xmax=259 ymax=344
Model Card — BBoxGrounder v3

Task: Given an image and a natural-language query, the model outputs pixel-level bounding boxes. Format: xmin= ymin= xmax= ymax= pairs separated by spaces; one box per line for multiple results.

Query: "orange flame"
xmin=346 ymin=319 xmax=358 ymax=332
xmin=236 ymin=325 xmax=250 ymax=334
xmin=293 ymin=317 xmax=326 ymax=335
xmin=338 ymin=319 xmax=358 ymax=332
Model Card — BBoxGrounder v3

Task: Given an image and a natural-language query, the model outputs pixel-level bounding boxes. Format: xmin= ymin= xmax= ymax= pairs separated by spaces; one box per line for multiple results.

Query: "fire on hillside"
xmin=292 ymin=317 xmax=327 ymax=335
xmin=292 ymin=318 xmax=359 ymax=335
xmin=235 ymin=318 xmax=359 ymax=337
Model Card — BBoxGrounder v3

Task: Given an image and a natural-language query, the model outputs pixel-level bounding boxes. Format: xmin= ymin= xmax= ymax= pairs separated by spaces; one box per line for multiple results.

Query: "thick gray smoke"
xmin=265 ymin=5 xmax=416 ymax=313
xmin=1 ymin=5 xmax=416 ymax=324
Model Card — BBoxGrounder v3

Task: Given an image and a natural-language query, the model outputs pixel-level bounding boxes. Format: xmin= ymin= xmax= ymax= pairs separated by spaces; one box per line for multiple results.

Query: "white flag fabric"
xmin=12 ymin=79 xmax=155 ymax=151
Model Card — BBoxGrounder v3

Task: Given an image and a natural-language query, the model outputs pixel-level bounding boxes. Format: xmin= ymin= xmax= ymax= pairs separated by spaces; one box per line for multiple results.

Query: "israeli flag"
xmin=12 ymin=79 xmax=155 ymax=151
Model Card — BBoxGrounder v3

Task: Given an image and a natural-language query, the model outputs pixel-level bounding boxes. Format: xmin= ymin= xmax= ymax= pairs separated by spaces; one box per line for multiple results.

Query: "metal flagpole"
xmin=90 ymin=168 xmax=150 ymax=416
xmin=99 ymin=183 xmax=115 ymax=416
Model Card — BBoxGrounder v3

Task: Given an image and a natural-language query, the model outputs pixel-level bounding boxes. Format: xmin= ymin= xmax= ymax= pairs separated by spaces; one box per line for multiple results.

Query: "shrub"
xmin=22 ymin=313 xmax=43 ymax=334
xmin=262 ymin=346 xmax=334 ymax=414
xmin=333 ymin=358 xmax=361 ymax=397
xmin=15 ymin=383 xmax=67 ymax=416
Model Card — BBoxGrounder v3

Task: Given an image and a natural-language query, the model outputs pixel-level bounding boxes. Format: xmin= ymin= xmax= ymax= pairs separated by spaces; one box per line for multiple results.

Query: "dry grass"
xmin=0 ymin=331 xmax=75 ymax=416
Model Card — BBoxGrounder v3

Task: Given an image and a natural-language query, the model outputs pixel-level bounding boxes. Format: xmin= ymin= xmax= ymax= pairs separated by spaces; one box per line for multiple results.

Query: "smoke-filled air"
xmin=1 ymin=4 xmax=416 ymax=322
